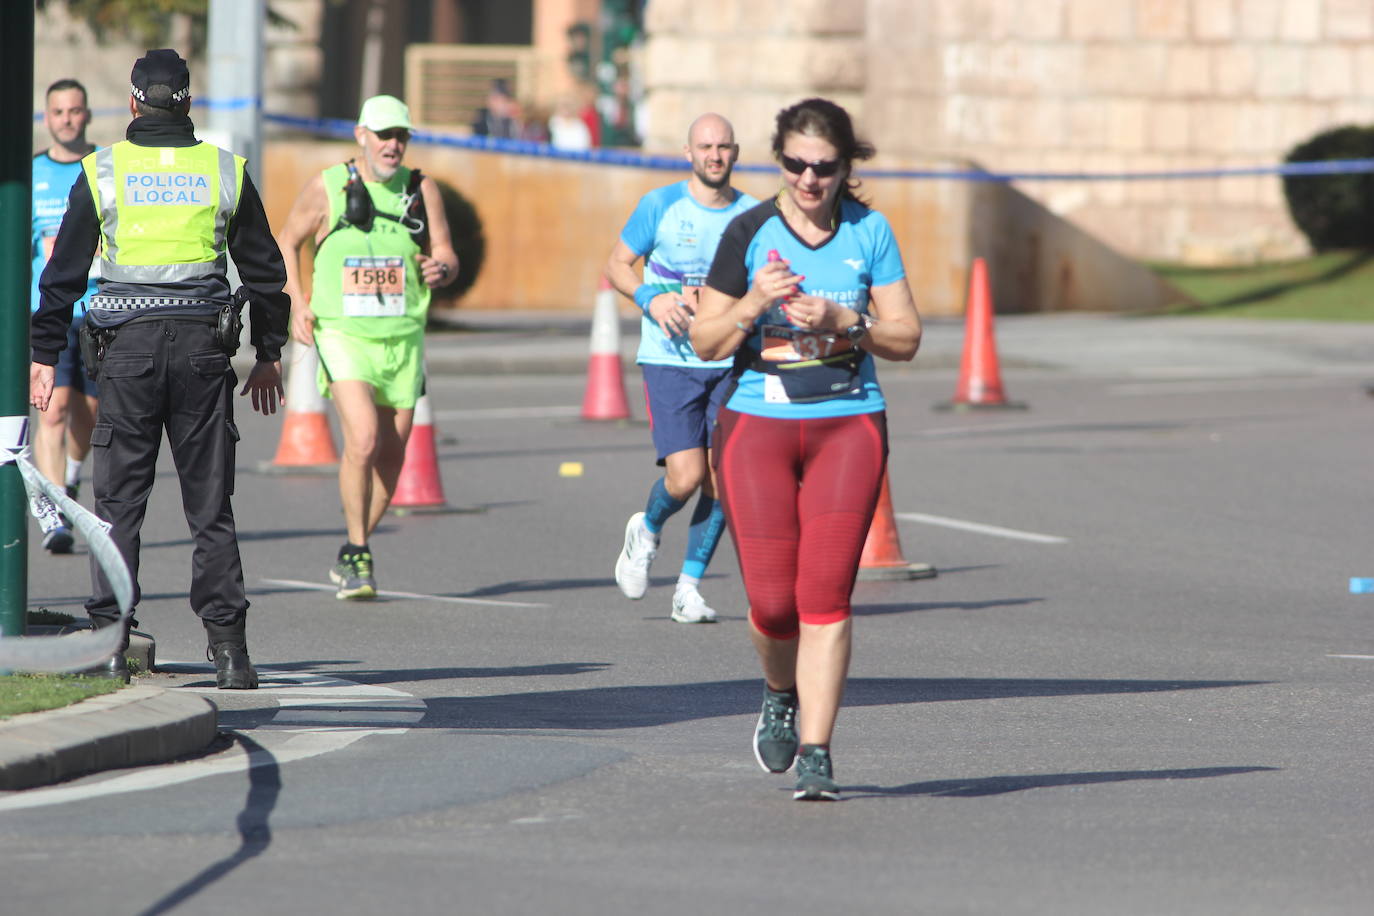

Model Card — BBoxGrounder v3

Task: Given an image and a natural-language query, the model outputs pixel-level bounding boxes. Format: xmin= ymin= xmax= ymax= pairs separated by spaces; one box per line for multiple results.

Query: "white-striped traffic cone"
xmin=260 ymin=340 xmax=339 ymax=473
xmin=580 ymin=276 xmax=631 ymax=421
xmin=391 ymin=390 xmax=447 ymax=509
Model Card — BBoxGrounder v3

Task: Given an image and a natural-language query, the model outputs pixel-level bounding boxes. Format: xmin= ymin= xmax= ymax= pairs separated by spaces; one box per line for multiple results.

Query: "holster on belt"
xmin=78 ymin=323 xmax=114 ymax=380
xmin=215 ymin=288 xmax=248 ymax=356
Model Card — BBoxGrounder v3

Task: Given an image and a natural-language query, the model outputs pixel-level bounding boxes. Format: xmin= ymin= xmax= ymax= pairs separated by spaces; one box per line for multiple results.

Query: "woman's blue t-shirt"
xmin=706 ymin=196 xmax=906 ymax=419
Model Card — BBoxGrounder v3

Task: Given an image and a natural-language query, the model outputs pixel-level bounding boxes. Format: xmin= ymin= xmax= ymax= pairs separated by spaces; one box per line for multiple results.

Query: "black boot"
xmin=80 ymin=652 xmax=131 ymax=683
xmin=203 ymin=617 xmax=259 ymax=690
xmin=82 ymin=616 xmax=131 ymax=684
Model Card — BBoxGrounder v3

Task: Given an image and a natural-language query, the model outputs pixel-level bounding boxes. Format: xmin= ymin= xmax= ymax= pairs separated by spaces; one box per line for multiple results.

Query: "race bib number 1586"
xmin=342 ymin=256 xmax=406 ymax=317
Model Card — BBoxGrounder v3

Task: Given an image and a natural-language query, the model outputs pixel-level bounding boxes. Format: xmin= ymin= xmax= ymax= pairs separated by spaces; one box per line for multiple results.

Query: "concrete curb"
xmin=0 ymin=685 xmax=218 ymax=791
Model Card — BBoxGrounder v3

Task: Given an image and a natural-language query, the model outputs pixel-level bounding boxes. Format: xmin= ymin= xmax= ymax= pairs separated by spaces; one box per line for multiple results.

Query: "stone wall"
xmin=642 ymin=0 xmax=1374 ymax=265
xmin=261 ymin=140 xmax=1179 ymax=317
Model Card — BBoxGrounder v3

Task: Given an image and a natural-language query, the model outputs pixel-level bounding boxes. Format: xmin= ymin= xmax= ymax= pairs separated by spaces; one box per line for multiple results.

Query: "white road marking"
xmin=0 ymin=730 xmax=380 ymax=813
xmin=920 ymin=420 xmax=1061 ymax=438
xmin=1327 ymin=654 xmax=1374 ymax=660
xmin=262 ymin=578 xmax=548 ymax=608
xmin=1108 ymin=377 xmax=1355 ymax=396
xmin=0 ymin=665 xmax=422 ymax=813
xmin=895 ymin=512 xmax=1069 ymax=544
xmin=434 ymin=405 xmax=581 ymax=421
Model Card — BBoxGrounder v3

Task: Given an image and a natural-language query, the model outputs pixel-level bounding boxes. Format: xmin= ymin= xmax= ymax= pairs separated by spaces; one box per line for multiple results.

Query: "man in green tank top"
xmin=277 ymin=95 xmax=459 ymax=599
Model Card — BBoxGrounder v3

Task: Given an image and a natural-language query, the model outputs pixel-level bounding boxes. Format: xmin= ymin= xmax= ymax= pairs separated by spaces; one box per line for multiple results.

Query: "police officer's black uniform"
xmin=31 ymin=50 xmax=289 ymax=688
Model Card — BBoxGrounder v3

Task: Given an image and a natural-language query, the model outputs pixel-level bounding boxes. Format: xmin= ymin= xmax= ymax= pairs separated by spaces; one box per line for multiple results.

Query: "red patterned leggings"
xmin=713 ymin=408 xmax=888 ymax=639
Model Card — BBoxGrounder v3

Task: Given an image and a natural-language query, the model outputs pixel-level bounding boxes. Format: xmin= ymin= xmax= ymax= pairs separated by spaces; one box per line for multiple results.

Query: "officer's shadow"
xmin=135 ymin=733 xmax=279 ymax=916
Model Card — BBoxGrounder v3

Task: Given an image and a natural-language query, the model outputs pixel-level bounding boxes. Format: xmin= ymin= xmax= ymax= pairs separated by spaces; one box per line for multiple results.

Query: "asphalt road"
xmin=4 ymin=338 xmax=1373 ymax=915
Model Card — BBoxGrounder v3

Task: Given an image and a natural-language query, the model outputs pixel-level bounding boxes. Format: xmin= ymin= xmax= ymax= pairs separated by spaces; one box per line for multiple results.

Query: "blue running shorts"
xmin=641 ymin=364 xmax=732 ymax=464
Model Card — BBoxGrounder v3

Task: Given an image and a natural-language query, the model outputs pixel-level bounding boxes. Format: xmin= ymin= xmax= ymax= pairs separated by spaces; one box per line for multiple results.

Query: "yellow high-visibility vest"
xmin=83 ymin=140 xmax=243 ymax=284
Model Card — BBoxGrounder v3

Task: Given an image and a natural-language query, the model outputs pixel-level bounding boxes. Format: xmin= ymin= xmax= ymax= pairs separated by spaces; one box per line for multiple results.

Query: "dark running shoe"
xmin=793 ymin=745 xmax=840 ymax=801
xmin=42 ymin=524 xmax=74 ymax=554
xmin=753 ymin=685 xmax=799 ymax=773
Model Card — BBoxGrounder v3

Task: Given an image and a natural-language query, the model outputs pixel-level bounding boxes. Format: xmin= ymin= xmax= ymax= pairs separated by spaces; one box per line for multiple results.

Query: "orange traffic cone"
xmin=391 ymin=390 xmax=447 ymax=510
xmin=581 ymin=276 xmax=631 ymax=421
xmin=858 ymin=472 xmax=937 ymax=581
xmin=259 ymin=341 xmax=340 ymax=474
xmin=937 ymin=257 xmax=1026 ymax=411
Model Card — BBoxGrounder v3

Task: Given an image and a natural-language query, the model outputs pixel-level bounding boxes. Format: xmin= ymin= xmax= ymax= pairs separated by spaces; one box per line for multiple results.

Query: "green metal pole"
xmin=0 ymin=2 xmax=35 ymax=638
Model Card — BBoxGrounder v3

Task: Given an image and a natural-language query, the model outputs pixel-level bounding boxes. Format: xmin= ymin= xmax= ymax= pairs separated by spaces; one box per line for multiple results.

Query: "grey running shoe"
xmin=614 ymin=512 xmax=658 ymax=599
xmin=670 ymin=583 xmax=717 ymax=623
xmin=330 ymin=550 xmax=377 ymax=600
xmin=753 ymin=686 xmax=799 ymax=773
xmin=793 ymin=745 xmax=840 ymax=801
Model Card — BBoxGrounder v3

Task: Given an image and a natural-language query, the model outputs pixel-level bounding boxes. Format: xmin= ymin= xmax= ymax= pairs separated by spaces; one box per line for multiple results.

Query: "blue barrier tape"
xmin=33 ymin=105 xmax=1374 ymax=181
xmin=261 ymin=112 xmax=1374 ymax=181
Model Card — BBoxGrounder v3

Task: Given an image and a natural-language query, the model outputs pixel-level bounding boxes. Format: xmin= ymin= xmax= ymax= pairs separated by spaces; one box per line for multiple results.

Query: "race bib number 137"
xmin=342 ymin=256 xmax=406 ymax=317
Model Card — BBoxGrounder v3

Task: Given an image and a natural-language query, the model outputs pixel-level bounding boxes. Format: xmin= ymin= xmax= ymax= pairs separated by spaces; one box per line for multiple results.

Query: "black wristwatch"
xmin=844 ymin=312 xmax=872 ymax=343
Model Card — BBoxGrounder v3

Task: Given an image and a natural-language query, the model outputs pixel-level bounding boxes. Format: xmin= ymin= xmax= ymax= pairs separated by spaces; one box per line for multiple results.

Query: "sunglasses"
xmin=780 ymin=154 xmax=842 ymax=178
xmin=373 ymin=128 xmax=411 ymax=142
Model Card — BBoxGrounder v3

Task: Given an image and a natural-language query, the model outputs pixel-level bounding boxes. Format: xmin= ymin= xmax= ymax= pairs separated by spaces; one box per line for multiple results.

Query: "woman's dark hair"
xmin=771 ymin=97 xmax=876 ymax=203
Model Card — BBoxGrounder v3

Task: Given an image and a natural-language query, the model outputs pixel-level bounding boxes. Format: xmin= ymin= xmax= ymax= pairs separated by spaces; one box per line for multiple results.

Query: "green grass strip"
xmin=1150 ymin=250 xmax=1374 ymax=321
xmin=0 ymin=674 xmax=124 ymax=719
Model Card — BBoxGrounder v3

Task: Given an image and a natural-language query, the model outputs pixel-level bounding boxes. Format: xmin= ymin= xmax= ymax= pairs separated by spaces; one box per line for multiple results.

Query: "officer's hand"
xmin=29 ymin=363 xmax=55 ymax=412
xmin=649 ymin=293 xmax=693 ymax=338
xmin=290 ymin=304 xmax=316 ymax=345
xmin=240 ymin=360 xmax=284 ymax=415
xmin=417 ymin=254 xmax=454 ymax=289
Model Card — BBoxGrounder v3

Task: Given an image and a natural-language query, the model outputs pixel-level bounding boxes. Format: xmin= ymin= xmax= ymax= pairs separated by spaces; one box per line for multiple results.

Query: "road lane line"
xmin=1108 ymin=377 xmax=1353 ymax=396
xmin=1327 ymin=654 xmax=1374 ymax=660
xmin=261 ymin=578 xmax=548 ymax=608
xmin=920 ymin=420 xmax=1062 ymax=438
xmin=895 ymin=512 xmax=1069 ymax=544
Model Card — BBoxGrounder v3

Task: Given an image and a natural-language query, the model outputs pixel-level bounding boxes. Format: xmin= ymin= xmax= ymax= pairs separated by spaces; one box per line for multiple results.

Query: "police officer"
xmin=29 ymin=49 xmax=290 ymax=688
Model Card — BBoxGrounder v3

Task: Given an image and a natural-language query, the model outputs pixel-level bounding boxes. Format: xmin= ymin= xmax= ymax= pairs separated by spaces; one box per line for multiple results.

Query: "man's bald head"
xmin=687 ymin=113 xmax=735 ymax=147
xmin=684 ymin=113 xmax=740 ymax=191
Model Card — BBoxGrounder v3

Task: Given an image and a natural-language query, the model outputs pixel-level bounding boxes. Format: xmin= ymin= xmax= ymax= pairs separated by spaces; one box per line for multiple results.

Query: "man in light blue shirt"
xmin=605 ymin=114 xmax=757 ymax=623
xmin=30 ymin=78 xmax=99 ymax=554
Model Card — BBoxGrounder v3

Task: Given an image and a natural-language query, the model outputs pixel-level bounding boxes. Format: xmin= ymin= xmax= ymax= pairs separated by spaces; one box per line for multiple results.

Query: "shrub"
xmin=1283 ymin=125 xmax=1374 ymax=251
xmin=430 ymin=179 xmax=485 ymax=307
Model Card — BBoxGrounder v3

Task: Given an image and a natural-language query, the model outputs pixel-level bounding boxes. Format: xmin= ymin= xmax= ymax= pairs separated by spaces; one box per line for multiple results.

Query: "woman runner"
xmin=692 ymin=98 xmax=922 ymax=800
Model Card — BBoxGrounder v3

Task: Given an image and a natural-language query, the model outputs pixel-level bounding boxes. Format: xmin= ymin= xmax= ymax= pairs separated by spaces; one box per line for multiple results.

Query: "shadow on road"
xmin=416 ymin=676 xmax=1266 ymax=730
xmin=841 ymin=765 xmax=1280 ymax=799
xmin=136 ymin=734 xmax=280 ymax=916
xmin=455 ymin=573 xmax=726 ymax=599
xmin=854 ymin=597 xmax=1043 ymax=617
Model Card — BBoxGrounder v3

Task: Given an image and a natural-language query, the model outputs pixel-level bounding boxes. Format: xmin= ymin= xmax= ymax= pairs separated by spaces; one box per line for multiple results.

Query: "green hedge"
xmin=1283 ymin=125 xmax=1374 ymax=251
xmin=431 ymin=179 xmax=485 ymax=307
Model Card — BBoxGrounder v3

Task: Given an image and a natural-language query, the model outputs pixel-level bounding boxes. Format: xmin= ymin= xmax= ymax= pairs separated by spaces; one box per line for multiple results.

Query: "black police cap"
xmin=130 ymin=49 xmax=190 ymax=108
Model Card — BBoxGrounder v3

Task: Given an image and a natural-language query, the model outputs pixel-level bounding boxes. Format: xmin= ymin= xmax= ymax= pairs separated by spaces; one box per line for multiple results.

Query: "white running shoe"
xmin=671 ymin=584 xmax=717 ymax=623
xmin=614 ymin=512 xmax=658 ymax=599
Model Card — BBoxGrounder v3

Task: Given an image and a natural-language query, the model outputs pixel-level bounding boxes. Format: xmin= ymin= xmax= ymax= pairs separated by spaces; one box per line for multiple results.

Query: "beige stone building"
xmin=33 ymin=0 xmax=1374 ymax=312
xmin=643 ymin=0 xmax=1374 ymax=265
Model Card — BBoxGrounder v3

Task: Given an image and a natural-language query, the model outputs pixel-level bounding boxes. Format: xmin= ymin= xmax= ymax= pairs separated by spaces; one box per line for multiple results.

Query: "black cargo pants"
xmin=86 ymin=316 xmax=248 ymax=629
